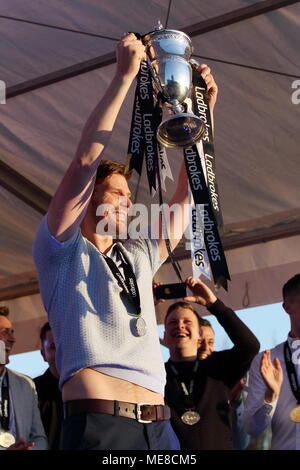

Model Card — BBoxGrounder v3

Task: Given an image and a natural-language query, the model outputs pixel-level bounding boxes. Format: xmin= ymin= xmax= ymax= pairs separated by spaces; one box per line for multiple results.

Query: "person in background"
xmin=196 ymin=317 xmax=250 ymax=449
xmin=229 ymin=376 xmax=250 ymax=450
xmin=245 ymin=274 xmax=300 ymax=450
xmin=34 ymin=322 xmax=63 ymax=450
xmin=197 ymin=317 xmax=214 ymax=360
xmin=163 ymin=277 xmax=259 ymax=450
xmin=0 ymin=306 xmax=47 ymax=450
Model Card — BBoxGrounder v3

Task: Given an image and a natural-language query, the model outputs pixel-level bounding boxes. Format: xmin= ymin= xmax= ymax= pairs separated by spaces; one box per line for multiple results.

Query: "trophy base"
xmin=157 ymin=113 xmax=206 ymax=148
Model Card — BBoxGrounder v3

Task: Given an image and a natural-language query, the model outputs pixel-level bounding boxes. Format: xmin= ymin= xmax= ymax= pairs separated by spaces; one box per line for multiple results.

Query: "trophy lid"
xmin=142 ymin=22 xmax=192 ymax=52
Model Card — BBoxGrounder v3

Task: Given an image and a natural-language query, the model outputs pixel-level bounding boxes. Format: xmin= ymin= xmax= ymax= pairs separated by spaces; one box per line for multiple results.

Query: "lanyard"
xmin=0 ymin=371 xmax=9 ymax=431
xmin=102 ymin=244 xmax=141 ymax=315
xmin=284 ymin=341 xmax=300 ymax=404
xmin=168 ymin=360 xmax=199 ymax=411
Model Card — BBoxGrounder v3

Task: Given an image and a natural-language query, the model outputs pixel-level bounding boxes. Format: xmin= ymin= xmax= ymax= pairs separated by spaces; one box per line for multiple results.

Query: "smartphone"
xmin=0 ymin=340 xmax=6 ymax=365
xmin=155 ymin=282 xmax=187 ymax=300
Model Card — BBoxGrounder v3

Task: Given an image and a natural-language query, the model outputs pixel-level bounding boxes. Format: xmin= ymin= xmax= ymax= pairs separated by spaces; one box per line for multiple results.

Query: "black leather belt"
xmin=64 ymin=399 xmax=170 ymax=423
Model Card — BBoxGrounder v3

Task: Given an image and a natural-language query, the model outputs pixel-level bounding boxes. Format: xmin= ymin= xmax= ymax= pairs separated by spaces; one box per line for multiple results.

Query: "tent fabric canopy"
xmin=0 ymin=0 xmax=300 ymax=353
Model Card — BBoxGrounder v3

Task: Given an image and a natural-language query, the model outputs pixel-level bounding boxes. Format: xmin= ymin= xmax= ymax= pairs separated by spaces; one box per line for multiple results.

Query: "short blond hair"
xmin=164 ymin=301 xmax=201 ymax=327
xmin=95 ymin=160 xmax=131 ymax=185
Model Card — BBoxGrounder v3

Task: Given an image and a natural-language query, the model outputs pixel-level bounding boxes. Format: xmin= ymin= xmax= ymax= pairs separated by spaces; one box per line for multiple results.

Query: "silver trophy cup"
xmin=143 ymin=23 xmax=205 ymax=148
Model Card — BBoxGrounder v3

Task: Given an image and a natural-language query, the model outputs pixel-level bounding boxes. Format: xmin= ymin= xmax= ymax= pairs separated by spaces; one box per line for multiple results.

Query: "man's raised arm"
xmin=47 ymin=34 xmax=145 ymax=242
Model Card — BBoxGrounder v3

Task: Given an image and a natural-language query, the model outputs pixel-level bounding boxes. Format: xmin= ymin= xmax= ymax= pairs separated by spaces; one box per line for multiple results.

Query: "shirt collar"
xmin=105 ymin=243 xmax=117 ymax=258
xmin=288 ymin=334 xmax=300 ymax=348
xmin=0 ymin=367 xmax=7 ymax=383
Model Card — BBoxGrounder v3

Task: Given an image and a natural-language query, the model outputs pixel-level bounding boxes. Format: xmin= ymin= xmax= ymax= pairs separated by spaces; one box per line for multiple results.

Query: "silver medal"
xmin=181 ymin=410 xmax=201 ymax=426
xmin=134 ymin=317 xmax=147 ymax=336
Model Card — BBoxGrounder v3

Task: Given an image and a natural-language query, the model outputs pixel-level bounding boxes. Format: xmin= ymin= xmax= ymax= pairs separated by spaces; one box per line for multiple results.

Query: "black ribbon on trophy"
xmin=183 ymin=143 xmax=230 ymax=290
xmin=127 ymin=57 xmax=183 ymax=281
xmin=127 ymin=60 xmax=157 ymax=191
xmin=126 ymin=23 xmax=230 ymax=290
xmin=183 ymin=64 xmax=230 ymax=290
xmin=191 ymin=65 xmax=223 ymax=228
xmin=126 ymin=70 xmax=145 ymax=177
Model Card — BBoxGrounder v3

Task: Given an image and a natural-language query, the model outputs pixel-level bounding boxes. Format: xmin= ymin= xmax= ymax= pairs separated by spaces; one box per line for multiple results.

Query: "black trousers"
xmin=60 ymin=413 xmax=180 ymax=450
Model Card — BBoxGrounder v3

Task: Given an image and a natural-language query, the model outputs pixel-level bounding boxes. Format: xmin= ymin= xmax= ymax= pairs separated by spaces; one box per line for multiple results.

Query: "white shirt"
xmin=0 ymin=368 xmax=16 ymax=446
xmin=244 ymin=337 xmax=300 ymax=450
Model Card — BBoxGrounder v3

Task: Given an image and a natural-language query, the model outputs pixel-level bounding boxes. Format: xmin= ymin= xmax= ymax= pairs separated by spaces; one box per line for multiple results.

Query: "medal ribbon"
xmin=168 ymin=360 xmax=199 ymax=411
xmin=102 ymin=245 xmax=141 ymax=316
xmin=284 ymin=341 xmax=300 ymax=404
xmin=0 ymin=372 xmax=10 ymax=431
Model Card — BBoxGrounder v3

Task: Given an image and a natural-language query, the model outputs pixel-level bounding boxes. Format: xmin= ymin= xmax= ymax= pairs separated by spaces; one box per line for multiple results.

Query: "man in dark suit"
xmin=34 ymin=322 xmax=63 ymax=450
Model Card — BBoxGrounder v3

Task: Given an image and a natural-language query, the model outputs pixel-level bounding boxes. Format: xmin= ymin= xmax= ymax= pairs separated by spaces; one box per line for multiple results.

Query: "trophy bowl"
xmin=143 ymin=24 xmax=205 ymax=148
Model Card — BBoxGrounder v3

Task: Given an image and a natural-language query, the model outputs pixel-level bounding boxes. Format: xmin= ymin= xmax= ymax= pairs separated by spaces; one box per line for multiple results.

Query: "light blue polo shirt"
xmin=33 ymin=216 xmax=166 ymax=395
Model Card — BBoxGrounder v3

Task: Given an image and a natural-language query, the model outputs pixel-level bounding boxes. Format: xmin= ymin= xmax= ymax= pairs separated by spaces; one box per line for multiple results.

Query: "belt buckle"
xmin=136 ymin=403 xmax=152 ymax=423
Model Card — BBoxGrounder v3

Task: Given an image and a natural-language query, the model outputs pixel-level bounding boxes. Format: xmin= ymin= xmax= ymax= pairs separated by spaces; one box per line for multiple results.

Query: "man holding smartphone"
xmin=163 ymin=277 xmax=259 ymax=450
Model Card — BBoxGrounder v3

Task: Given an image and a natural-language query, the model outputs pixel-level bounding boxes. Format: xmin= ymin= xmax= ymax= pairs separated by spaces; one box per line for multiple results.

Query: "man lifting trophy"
xmin=33 ymin=27 xmax=230 ymax=450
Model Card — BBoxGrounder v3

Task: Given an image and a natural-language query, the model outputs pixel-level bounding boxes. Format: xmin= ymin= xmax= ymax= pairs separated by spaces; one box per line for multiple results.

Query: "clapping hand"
xmin=260 ymin=350 xmax=283 ymax=403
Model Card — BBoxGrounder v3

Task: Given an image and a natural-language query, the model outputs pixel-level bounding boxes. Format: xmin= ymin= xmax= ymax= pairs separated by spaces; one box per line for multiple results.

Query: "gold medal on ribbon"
xmin=0 ymin=432 xmax=16 ymax=448
xmin=181 ymin=410 xmax=201 ymax=426
xmin=290 ymin=406 xmax=300 ymax=423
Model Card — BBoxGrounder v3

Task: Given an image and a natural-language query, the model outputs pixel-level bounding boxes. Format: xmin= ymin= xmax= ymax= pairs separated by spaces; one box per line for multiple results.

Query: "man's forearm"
xmin=207 ymin=299 xmax=260 ymax=357
xmin=47 ymin=34 xmax=144 ymax=241
xmin=155 ymin=160 xmax=189 ymax=260
xmin=75 ymin=74 xmax=134 ymax=167
xmin=169 ymin=160 xmax=189 ymax=205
